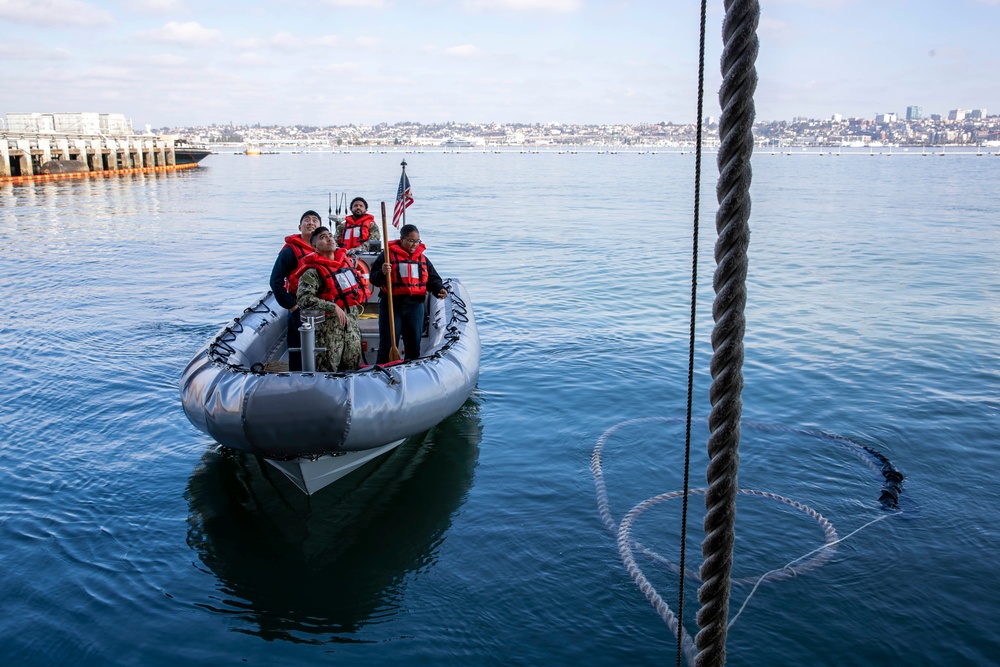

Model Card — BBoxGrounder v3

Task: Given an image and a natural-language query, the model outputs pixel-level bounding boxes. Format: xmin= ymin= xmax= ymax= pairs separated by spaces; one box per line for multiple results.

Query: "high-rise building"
xmin=906 ymin=106 xmax=922 ymax=121
xmin=948 ymin=109 xmax=967 ymax=121
xmin=969 ymin=109 xmax=987 ymax=119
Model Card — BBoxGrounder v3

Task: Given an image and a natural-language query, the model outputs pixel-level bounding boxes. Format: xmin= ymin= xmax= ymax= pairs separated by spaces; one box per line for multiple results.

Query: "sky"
xmin=1 ymin=0 xmax=998 ymax=129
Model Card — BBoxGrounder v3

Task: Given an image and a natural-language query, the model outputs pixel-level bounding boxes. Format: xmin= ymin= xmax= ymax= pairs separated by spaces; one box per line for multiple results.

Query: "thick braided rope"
xmin=697 ymin=1 xmax=760 ymax=666
xmin=619 ymin=500 xmax=700 ymax=667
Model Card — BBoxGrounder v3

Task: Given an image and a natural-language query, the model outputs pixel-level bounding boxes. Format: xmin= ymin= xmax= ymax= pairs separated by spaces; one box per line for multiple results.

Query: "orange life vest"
xmin=386 ymin=240 xmax=429 ymax=297
xmin=281 ymin=234 xmax=314 ymax=293
xmin=282 ymin=234 xmax=313 ymax=260
xmin=288 ymin=250 xmax=371 ymax=309
xmin=341 ymin=214 xmax=374 ymax=250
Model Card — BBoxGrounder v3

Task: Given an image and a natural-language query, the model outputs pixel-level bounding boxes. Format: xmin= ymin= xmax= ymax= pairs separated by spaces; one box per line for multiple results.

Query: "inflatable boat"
xmin=179 ymin=274 xmax=479 ymax=495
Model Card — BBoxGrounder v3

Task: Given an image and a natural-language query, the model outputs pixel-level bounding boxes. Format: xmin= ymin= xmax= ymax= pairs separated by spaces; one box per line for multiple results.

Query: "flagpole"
xmin=400 ymin=159 xmax=407 ymax=228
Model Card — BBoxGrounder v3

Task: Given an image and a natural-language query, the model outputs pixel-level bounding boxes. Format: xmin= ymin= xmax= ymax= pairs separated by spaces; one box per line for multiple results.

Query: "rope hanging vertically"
xmin=676 ymin=0 xmax=710 ymax=665
xmin=695 ymin=1 xmax=759 ymax=666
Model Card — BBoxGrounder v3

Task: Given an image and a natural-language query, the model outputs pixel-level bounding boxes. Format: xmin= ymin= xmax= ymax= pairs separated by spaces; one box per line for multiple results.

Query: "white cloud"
xmin=445 ymin=44 xmax=481 ymax=57
xmin=125 ymin=0 xmax=187 ymax=12
xmin=233 ymin=37 xmax=262 ymax=50
xmin=269 ymin=31 xmax=301 ymax=51
xmin=312 ymin=35 xmax=342 ymax=47
xmin=0 ymin=40 xmax=72 ymax=60
xmin=137 ymin=21 xmax=223 ymax=46
xmin=85 ymin=65 xmax=141 ymax=83
xmin=233 ymin=32 xmax=341 ymax=52
xmin=354 ymin=36 xmax=379 ymax=48
xmin=0 ymin=0 xmax=113 ymax=27
xmin=461 ymin=0 xmax=581 ymax=11
xmin=766 ymin=0 xmax=857 ymax=7
xmin=320 ymin=0 xmax=385 ymax=6
xmin=236 ymin=53 xmax=271 ymax=67
xmin=319 ymin=62 xmax=359 ymax=73
xmin=137 ymin=53 xmax=189 ymax=67
xmin=758 ymin=17 xmax=789 ymax=33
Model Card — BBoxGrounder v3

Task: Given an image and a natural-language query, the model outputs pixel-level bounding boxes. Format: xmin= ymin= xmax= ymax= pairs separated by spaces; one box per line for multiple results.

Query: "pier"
xmin=0 ymin=131 xmax=196 ymax=183
xmin=2 ymin=112 xmax=204 ymax=184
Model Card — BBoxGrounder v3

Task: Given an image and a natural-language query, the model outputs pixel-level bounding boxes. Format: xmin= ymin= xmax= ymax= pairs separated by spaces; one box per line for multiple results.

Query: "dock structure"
xmin=1 ymin=112 xmax=199 ymax=184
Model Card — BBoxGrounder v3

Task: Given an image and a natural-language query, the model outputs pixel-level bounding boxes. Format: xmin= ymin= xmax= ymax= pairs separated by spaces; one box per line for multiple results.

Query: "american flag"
xmin=392 ymin=170 xmax=413 ymax=228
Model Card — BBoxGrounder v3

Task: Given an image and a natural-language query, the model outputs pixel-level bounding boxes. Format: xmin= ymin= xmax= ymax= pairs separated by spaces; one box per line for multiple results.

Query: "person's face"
xmin=312 ymin=229 xmax=335 ymax=252
xmin=299 ymin=214 xmax=321 ymax=236
xmin=351 ymin=201 xmax=367 ymax=217
xmin=399 ymin=231 xmax=420 ymax=253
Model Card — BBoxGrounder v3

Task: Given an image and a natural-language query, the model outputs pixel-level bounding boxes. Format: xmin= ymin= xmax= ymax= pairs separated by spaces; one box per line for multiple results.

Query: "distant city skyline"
xmin=1 ymin=0 xmax=998 ymax=128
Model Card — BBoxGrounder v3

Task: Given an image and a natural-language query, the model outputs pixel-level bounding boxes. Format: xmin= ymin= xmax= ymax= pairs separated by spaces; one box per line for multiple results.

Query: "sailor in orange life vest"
xmin=288 ymin=226 xmax=371 ymax=372
xmin=269 ymin=210 xmax=321 ymax=371
xmin=369 ymin=224 xmax=448 ymax=364
xmin=335 ymin=196 xmax=381 ymax=251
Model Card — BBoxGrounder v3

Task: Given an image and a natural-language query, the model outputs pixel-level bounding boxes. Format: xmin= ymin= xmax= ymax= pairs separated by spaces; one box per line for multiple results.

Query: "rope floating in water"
xmin=593 ymin=416 xmax=905 ymax=666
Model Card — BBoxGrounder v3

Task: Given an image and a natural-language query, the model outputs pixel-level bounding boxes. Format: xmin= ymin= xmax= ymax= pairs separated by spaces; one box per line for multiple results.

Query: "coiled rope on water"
xmin=592 ymin=416 xmax=904 ymax=667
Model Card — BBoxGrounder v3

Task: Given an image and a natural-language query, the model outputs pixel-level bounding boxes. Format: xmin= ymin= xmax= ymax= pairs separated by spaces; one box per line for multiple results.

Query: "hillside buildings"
xmin=143 ymin=107 xmax=999 ymax=149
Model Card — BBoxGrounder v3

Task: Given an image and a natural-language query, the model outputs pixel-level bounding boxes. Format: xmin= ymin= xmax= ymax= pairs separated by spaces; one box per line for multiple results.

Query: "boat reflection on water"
xmin=184 ymin=400 xmax=482 ymax=641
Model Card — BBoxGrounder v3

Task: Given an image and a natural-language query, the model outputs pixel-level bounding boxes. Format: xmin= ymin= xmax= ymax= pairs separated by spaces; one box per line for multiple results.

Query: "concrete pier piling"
xmin=2 ymin=112 xmax=202 ymax=184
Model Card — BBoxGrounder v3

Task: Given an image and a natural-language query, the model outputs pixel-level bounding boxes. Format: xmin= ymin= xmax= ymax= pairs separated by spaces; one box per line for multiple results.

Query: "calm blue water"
xmin=1 ymin=148 xmax=998 ymax=665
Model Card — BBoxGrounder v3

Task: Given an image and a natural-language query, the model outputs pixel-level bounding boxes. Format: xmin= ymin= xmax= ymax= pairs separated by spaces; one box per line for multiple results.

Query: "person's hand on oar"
xmin=380 ymin=202 xmax=402 ymax=362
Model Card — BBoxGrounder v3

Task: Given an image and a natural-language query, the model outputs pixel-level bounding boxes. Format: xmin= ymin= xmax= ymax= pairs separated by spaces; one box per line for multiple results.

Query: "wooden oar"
xmin=380 ymin=202 xmax=401 ymax=362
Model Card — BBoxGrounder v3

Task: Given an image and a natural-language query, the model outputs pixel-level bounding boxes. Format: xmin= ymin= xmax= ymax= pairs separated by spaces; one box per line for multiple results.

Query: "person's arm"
xmin=425 ymin=257 xmax=448 ymax=299
xmin=334 ymin=222 xmax=346 ymax=245
xmin=269 ymin=247 xmax=298 ymax=310
xmin=296 ymin=268 xmax=348 ymax=327
xmin=368 ymin=220 xmax=381 ymax=241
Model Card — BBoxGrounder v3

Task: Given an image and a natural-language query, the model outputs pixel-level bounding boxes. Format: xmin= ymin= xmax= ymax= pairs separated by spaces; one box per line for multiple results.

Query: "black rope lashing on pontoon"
xmin=206 ymin=293 xmax=275 ymax=371
xmin=696 ymin=2 xmax=759 ymax=666
xmin=206 ymin=281 xmax=469 ymax=375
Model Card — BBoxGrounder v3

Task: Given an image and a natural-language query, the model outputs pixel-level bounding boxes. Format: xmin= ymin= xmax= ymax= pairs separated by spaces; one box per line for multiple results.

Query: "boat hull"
xmin=173 ymin=147 xmax=212 ymax=165
xmin=264 ymin=439 xmax=406 ymax=494
xmin=180 ymin=279 xmax=479 ymax=491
